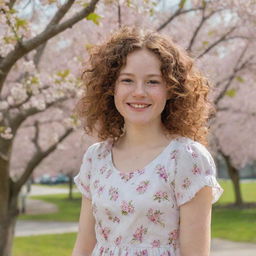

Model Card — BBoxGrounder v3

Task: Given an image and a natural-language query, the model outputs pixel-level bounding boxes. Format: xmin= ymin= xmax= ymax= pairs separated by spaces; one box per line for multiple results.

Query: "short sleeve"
xmin=74 ymin=145 xmax=93 ymax=200
xmin=174 ymin=141 xmax=224 ymax=207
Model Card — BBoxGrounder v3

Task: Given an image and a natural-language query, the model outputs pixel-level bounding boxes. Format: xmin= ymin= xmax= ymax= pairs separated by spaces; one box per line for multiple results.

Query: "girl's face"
xmin=114 ymin=48 xmax=169 ymax=129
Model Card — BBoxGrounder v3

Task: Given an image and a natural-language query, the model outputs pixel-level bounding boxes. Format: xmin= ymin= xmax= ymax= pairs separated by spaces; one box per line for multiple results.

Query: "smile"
xmin=127 ymin=103 xmax=151 ymax=109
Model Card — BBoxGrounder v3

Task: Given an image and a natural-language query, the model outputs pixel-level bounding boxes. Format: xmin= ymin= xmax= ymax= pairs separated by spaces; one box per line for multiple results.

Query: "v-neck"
xmin=108 ymin=137 xmax=180 ymax=176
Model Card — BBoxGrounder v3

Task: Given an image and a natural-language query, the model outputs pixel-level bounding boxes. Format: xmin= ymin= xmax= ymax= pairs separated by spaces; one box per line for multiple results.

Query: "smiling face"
xmin=114 ymin=48 xmax=169 ymax=129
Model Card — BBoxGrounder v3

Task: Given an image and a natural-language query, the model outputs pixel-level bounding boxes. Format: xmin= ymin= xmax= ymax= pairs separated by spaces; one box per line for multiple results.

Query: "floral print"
xmin=131 ymin=225 xmax=148 ymax=243
xmin=121 ymin=200 xmax=135 ymax=215
xmin=74 ymin=137 xmax=224 ymax=256
xmin=146 ymin=208 xmax=165 ymax=227
xmin=155 ymin=164 xmax=168 ymax=182
xmin=153 ymin=191 xmax=169 ymax=202
xmin=136 ymin=180 xmax=150 ymax=194
xmin=109 ymin=186 xmax=119 ymax=201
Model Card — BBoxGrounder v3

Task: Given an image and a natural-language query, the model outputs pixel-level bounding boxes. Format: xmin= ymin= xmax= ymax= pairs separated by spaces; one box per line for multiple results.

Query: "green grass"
xmin=13 ymin=233 xmax=76 ymax=256
xmin=18 ymin=193 xmax=82 ymax=222
xmin=216 ymin=179 xmax=256 ymax=204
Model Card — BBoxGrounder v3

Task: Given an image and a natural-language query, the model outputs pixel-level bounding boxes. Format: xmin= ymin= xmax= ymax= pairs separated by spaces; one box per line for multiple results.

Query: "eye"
xmin=121 ymin=79 xmax=133 ymax=83
xmin=147 ymin=80 xmax=160 ymax=85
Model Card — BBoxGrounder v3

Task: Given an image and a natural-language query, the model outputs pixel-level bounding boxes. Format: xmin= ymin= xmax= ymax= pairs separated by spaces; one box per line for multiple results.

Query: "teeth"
xmin=129 ymin=104 xmax=149 ymax=109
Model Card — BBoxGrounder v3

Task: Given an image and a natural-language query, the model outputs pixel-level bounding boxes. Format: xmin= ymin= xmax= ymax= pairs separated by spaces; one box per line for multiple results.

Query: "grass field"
xmin=13 ymin=179 xmax=256 ymax=256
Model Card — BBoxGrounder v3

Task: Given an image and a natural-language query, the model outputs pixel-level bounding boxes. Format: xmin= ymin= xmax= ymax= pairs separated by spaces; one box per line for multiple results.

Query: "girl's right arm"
xmin=72 ymin=196 xmax=97 ymax=256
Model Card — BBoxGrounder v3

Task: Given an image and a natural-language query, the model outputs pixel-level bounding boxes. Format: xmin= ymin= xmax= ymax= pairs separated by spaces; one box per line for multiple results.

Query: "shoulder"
xmin=173 ymin=136 xmax=214 ymax=163
xmin=83 ymin=139 xmax=112 ymax=160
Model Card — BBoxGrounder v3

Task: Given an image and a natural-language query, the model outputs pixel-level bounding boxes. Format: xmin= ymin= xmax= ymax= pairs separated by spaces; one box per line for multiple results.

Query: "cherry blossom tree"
xmin=0 ymin=0 xmax=102 ymax=255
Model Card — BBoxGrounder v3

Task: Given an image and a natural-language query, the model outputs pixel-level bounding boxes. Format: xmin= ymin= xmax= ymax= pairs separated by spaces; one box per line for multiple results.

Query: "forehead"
xmin=121 ymin=49 xmax=162 ymax=75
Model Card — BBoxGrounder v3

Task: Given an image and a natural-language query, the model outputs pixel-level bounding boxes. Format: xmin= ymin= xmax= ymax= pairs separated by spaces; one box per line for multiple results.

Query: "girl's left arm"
xmin=179 ymin=186 xmax=213 ymax=256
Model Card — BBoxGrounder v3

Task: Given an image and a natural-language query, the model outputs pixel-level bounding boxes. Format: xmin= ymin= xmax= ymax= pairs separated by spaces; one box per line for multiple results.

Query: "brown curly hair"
xmin=75 ymin=26 xmax=215 ymax=146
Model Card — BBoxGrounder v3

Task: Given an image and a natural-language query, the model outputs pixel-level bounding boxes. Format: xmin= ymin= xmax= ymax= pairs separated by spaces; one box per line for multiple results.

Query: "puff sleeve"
xmin=174 ymin=141 xmax=224 ymax=207
xmin=74 ymin=145 xmax=93 ymax=200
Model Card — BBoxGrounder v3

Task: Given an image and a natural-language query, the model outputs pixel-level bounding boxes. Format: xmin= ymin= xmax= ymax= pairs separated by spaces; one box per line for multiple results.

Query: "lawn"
xmin=13 ymin=179 xmax=256 ymax=256
xmin=19 ymin=193 xmax=81 ymax=222
xmin=13 ymin=233 xmax=76 ymax=256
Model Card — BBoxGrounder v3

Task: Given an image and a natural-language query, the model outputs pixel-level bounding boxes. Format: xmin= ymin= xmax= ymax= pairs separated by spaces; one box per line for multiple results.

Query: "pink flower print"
xmin=151 ymin=239 xmax=160 ymax=247
xmin=205 ymin=168 xmax=213 ymax=175
xmin=182 ymin=177 xmax=191 ymax=189
xmin=153 ymin=191 xmax=169 ymax=202
xmin=106 ymin=169 xmax=113 ymax=178
xmin=97 ymin=148 xmax=110 ymax=159
xmin=110 ymin=251 xmax=114 ymax=256
xmin=87 ymin=157 xmax=92 ymax=163
xmin=99 ymin=246 xmax=104 ymax=255
xmin=100 ymin=226 xmax=110 ymax=241
xmin=138 ymin=169 xmax=145 ymax=175
xmin=93 ymin=179 xmax=100 ymax=189
xmin=170 ymin=149 xmax=178 ymax=160
xmin=135 ymin=250 xmax=148 ymax=256
xmin=146 ymin=208 xmax=165 ymax=227
xmin=77 ymin=179 xmax=90 ymax=195
xmin=109 ymin=187 xmax=119 ymax=201
xmin=121 ymin=200 xmax=135 ymax=215
xmin=131 ymin=225 xmax=148 ymax=243
xmin=192 ymin=150 xmax=198 ymax=158
xmin=114 ymin=235 xmax=122 ymax=246
xmin=136 ymin=180 xmax=150 ymax=194
xmin=192 ymin=164 xmax=201 ymax=175
xmin=120 ymin=172 xmax=134 ymax=182
xmin=168 ymin=229 xmax=179 ymax=249
xmin=97 ymin=185 xmax=105 ymax=196
xmin=105 ymin=208 xmax=120 ymax=223
xmin=99 ymin=165 xmax=107 ymax=174
xmin=155 ymin=164 xmax=168 ymax=182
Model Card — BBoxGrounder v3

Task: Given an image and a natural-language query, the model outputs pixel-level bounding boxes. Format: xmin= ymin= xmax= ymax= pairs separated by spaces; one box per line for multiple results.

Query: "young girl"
xmin=72 ymin=27 xmax=224 ymax=256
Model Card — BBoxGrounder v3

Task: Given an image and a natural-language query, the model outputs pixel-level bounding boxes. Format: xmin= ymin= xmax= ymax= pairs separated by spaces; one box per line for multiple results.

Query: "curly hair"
xmin=75 ymin=26 xmax=215 ymax=146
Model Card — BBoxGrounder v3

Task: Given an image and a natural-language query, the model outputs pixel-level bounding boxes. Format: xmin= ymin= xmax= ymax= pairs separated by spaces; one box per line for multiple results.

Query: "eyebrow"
xmin=119 ymin=72 xmax=162 ymax=77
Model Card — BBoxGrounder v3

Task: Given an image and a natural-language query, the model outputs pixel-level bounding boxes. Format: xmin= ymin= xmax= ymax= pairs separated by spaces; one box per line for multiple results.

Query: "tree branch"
xmin=157 ymin=7 xmax=203 ymax=32
xmin=214 ymin=45 xmax=252 ymax=105
xmin=187 ymin=7 xmax=219 ymax=52
xmin=13 ymin=127 xmax=73 ymax=193
xmin=197 ymin=27 xmax=236 ymax=59
xmin=31 ymin=120 xmax=42 ymax=153
xmin=0 ymin=0 xmax=100 ymax=92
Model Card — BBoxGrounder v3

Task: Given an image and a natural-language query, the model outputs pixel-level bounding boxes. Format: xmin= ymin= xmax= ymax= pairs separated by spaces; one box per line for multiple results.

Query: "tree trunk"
xmin=222 ymin=153 xmax=243 ymax=206
xmin=68 ymin=173 xmax=73 ymax=200
xmin=0 ymin=192 xmax=19 ymax=256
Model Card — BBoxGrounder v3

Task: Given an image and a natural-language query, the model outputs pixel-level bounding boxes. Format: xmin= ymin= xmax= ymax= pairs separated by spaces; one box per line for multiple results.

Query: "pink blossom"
xmin=155 ymin=164 xmax=168 ymax=182
xmin=114 ymin=235 xmax=122 ymax=246
xmin=182 ymin=177 xmax=191 ymax=189
xmin=192 ymin=164 xmax=201 ymax=175
xmin=131 ymin=225 xmax=147 ymax=243
xmin=136 ymin=180 xmax=149 ymax=194
xmin=109 ymin=187 xmax=119 ymax=201
xmin=121 ymin=200 xmax=135 ymax=215
xmin=146 ymin=208 xmax=165 ymax=227
xmin=151 ymin=239 xmax=160 ymax=247
xmin=153 ymin=191 xmax=169 ymax=202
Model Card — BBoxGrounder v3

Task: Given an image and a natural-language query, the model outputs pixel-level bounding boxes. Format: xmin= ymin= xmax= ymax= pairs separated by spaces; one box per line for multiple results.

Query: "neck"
xmin=117 ymin=122 xmax=171 ymax=149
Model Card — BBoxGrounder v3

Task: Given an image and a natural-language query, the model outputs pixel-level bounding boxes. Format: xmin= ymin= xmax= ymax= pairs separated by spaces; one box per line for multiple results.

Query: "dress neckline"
xmin=108 ymin=137 xmax=182 ymax=176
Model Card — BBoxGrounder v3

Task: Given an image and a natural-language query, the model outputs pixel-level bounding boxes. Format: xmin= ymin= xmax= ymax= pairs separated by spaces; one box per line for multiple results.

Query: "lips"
xmin=127 ymin=103 xmax=151 ymax=109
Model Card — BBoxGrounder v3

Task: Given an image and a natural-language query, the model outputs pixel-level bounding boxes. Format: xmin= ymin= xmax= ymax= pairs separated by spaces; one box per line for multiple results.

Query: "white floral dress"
xmin=74 ymin=136 xmax=224 ymax=256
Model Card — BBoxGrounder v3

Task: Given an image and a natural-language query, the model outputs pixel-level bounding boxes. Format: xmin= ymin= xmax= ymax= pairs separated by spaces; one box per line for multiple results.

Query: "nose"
xmin=132 ymin=81 xmax=147 ymax=97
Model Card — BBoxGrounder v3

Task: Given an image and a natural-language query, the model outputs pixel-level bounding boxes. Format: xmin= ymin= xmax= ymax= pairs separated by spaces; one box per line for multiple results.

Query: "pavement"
xmin=15 ymin=185 xmax=256 ymax=256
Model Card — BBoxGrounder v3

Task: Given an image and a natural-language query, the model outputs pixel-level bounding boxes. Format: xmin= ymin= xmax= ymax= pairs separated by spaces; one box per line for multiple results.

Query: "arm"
xmin=72 ymin=196 xmax=97 ymax=256
xmin=179 ymin=186 xmax=212 ymax=256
